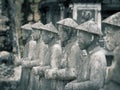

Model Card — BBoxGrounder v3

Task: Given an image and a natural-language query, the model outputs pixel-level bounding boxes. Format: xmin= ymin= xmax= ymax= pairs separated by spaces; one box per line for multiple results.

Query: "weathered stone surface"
xmin=28 ymin=22 xmax=60 ymax=90
xmin=65 ymin=47 xmax=106 ymax=90
xmin=44 ymin=18 xmax=80 ymax=90
xmin=19 ymin=23 xmax=37 ymax=90
xmin=28 ymin=41 xmax=49 ymax=90
xmin=0 ymin=51 xmax=14 ymax=64
xmin=0 ymin=66 xmax=21 ymax=90
xmin=103 ymin=12 xmax=120 ymax=89
xmin=39 ymin=22 xmax=58 ymax=34
xmin=57 ymin=18 xmax=78 ymax=28
xmin=102 ymin=12 xmax=120 ymax=27
xmin=0 ymin=64 xmax=14 ymax=78
xmin=76 ymin=20 xmax=102 ymax=35
xmin=64 ymin=18 xmax=106 ymax=90
xmin=2 ymin=1 xmax=119 ymax=90
xmin=0 ymin=1 xmax=21 ymax=89
xmin=27 ymin=27 xmax=48 ymax=90
xmin=0 ymin=0 xmax=11 ymax=51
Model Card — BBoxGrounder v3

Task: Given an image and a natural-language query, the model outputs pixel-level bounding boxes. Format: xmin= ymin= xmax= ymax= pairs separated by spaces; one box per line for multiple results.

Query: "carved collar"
xmin=88 ymin=46 xmax=102 ymax=55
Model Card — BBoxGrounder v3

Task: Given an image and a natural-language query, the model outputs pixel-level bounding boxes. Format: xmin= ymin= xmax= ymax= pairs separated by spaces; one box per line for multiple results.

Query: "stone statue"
xmin=23 ymin=21 xmax=43 ymax=68
xmin=65 ymin=20 xmax=107 ymax=90
xmin=44 ymin=18 xmax=80 ymax=90
xmin=26 ymin=21 xmax=48 ymax=90
xmin=28 ymin=22 xmax=61 ymax=90
xmin=19 ymin=22 xmax=37 ymax=90
xmin=102 ymin=12 xmax=120 ymax=90
xmin=21 ymin=23 xmax=36 ymax=59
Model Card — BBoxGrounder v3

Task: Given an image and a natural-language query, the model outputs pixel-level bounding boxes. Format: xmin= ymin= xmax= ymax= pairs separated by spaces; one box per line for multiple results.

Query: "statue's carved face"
xmin=60 ymin=26 xmax=74 ymax=44
xmin=32 ymin=29 xmax=41 ymax=41
xmin=22 ymin=30 xmax=32 ymax=41
xmin=104 ymin=26 xmax=120 ymax=51
xmin=77 ymin=31 xmax=93 ymax=49
xmin=42 ymin=31 xmax=54 ymax=44
xmin=60 ymin=29 xmax=68 ymax=43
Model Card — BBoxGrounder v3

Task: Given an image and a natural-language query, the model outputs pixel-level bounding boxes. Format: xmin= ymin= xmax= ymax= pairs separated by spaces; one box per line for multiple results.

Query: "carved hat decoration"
xmin=102 ymin=12 xmax=120 ymax=27
xmin=39 ymin=22 xmax=58 ymax=34
xmin=21 ymin=23 xmax=33 ymax=31
xmin=31 ymin=21 xmax=44 ymax=30
xmin=76 ymin=20 xmax=102 ymax=35
xmin=57 ymin=18 xmax=78 ymax=28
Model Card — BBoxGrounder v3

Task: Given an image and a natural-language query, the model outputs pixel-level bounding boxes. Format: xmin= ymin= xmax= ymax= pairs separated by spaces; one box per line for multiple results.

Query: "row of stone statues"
xmin=18 ymin=12 xmax=120 ymax=90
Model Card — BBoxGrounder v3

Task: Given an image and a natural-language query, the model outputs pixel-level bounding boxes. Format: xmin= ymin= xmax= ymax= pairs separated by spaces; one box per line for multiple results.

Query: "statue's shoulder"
xmin=71 ymin=41 xmax=80 ymax=51
xmin=91 ymin=47 xmax=106 ymax=56
xmin=114 ymin=46 xmax=120 ymax=63
xmin=29 ymin=40 xmax=37 ymax=45
xmin=114 ymin=46 xmax=120 ymax=55
xmin=90 ymin=47 xmax=106 ymax=65
xmin=52 ymin=44 xmax=61 ymax=50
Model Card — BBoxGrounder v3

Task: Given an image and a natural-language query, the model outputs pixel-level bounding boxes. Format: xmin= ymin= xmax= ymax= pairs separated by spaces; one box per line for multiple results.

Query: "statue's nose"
xmin=103 ymin=36 xmax=106 ymax=41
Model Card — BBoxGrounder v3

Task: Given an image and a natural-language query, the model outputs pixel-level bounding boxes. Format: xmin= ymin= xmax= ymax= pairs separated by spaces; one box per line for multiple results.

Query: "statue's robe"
xmin=28 ymin=42 xmax=62 ymax=90
xmin=65 ymin=46 xmax=107 ymax=90
xmin=19 ymin=39 xmax=37 ymax=90
xmin=45 ymin=38 xmax=82 ymax=90
xmin=104 ymin=46 xmax=120 ymax=90
xmin=27 ymin=40 xmax=48 ymax=90
xmin=43 ymin=43 xmax=62 ymax=90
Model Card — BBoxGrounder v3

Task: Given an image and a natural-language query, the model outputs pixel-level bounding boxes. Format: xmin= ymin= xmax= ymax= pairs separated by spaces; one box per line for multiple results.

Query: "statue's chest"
xmin=77 ymin=54 xmax=90 ymax=82
xmin=62 ymin=43 xmax=81 ymax=68
xmin=62 ymin=45 xmax=74 ymax=66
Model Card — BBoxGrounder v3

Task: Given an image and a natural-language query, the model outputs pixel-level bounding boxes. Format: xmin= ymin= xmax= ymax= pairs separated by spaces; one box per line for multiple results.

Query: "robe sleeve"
xmin=50 ymin=44 xmax=62 ymax=69
xmin=28 ymin=40 xmax=37 ymax=60
xmin=109 ymin=47 xmax=120 ymax=84
xmin=45 ymin=44 xmax=62 ymax=79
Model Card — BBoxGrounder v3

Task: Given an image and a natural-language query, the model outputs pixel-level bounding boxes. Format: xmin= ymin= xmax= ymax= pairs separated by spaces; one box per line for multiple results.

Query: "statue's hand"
xmin=61 ymin=59 xmax=67 ymax=68
xmin=45 ymin=69 xmax=57 ymax=79
xmin=32 ymin=67 xmax=39 ymax=75
xmin=22 ymin=57 xmax=30 ymax=61
xmin=22 ymin=61 xmax=30 ymax=68
xmin=65 ymin=83 xmax=73 ymax=90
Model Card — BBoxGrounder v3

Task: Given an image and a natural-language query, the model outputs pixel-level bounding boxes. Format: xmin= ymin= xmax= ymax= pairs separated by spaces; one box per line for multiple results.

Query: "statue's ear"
xmin=115 ymin=31 xmax=120 ymax=46
xmin=31 ymin=34 xmax=33 ymax=40
xmin=48 ymin=32 xmax=54 ymax=39
xmin=90 ymin=35 xmax=94 ymax=42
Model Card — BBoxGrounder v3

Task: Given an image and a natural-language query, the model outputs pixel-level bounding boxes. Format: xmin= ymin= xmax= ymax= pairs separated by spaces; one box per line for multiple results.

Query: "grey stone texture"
xmin=27 ymin=22 xmax=60 ymax=90
xmin=44 ymin=18 xmax=80 ymax=90
xmin=65 ymin=20 xmax=106 ymax=90
xmin=103 ymin=12 xmax=120 ymax=90
xmin=19 ymin=23 xmax=37 ymax=90
xmin=1 ymin=0 xmax=120 ymax=90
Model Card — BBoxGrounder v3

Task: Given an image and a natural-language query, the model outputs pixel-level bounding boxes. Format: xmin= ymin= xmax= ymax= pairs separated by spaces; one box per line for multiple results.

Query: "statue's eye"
xmin=48 ymin=34 xmax=51 ymax=37
xmin=105 ymin=30 xmax=111 ymax=34
xmin=106 ymin=31 xmax=109 ymax=34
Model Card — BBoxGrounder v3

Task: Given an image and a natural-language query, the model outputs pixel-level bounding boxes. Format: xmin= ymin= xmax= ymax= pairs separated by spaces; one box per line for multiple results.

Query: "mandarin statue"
xmin=65 ymin=20 xmax=107 ymax=90
xmin=103 ymin=12 xmax=120 ymax=90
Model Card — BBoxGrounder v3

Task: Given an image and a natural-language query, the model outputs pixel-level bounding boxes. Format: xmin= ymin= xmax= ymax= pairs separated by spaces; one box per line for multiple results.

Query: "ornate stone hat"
xmin=57 ymin=18 xmax=78 ymax=28
xmin=102 ymin=12 xmax=120 ymax=27
xmin=39 ymin=22 xmax=58 ymax=34
xmin=21 ymin=23 xmax=32 ymax=31
xmin=76 ymin=20 xmax=102 ymax=35
xmin=31 ymin=21 xmax=44 ymax=30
